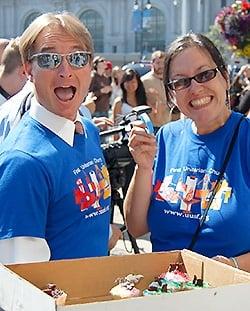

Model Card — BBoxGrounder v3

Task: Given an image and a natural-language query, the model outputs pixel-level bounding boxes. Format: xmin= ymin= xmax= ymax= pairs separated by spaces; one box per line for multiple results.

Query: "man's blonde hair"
xmin=19 ymin=12 xmax=94 ymax=64
xmin=151 ymin=50 xmax=166 ymax=62
xmin=0 ymin=37 xmax=22 ymax=76
xmin=0 ymin=38 xmax=10 ymax=62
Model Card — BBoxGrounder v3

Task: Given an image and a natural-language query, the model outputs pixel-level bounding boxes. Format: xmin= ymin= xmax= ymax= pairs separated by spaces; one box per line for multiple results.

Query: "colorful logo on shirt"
xmin=73 ymin=160 xmax=111 ymax=212
xmin=154 ymin=172 xmax=232 ymax=213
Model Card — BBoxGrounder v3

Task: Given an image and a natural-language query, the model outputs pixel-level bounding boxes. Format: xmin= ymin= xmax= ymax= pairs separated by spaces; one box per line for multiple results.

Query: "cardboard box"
xmin=1 ymin=249 xmax=250 ymax=311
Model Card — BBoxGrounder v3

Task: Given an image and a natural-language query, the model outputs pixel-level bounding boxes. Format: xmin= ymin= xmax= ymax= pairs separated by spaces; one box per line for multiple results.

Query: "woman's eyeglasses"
xmin=168 ymin=67 xmax=219 ymax=91
xmin=29 ymin=51 xmax=92 ymax=69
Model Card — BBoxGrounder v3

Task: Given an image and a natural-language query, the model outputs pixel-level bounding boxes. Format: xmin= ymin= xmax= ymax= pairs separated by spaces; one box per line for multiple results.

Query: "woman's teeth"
xmin=191 ymin=96 xmax=210 ymax=108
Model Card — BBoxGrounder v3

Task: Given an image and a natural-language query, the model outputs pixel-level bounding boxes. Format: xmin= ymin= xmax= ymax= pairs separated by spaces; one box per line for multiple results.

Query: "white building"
xmin=0 ymin=0 xmax=234 ymax=64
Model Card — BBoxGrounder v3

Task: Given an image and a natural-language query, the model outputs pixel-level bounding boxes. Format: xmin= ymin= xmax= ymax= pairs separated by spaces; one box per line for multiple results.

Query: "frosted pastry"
xmin=42 ymin=283 xmax=67 ymax=306
xmin=143 ymin=263 xmax=210 ymax=296
xmin=110 ymin=274 xmax=144 ymax=299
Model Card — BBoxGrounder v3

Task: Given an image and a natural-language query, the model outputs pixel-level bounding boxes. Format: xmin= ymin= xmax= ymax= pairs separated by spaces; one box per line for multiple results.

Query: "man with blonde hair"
xmin=141 ymin=50 xmax=179 ymax=133
xmin=0 ymin=38 xmax=10 ymax=62
xmin=0 ymin=38 xmax=27 ymax=106
xmin=0 ymin=12 xmax=116 ymax=264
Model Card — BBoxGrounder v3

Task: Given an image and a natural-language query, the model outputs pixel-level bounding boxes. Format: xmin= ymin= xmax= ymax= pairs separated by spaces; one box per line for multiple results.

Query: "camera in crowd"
xmin=101 ymin=106 xmax=152 ymax=190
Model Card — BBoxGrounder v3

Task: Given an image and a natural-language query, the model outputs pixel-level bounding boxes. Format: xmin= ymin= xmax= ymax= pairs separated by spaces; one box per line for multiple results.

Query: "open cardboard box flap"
xmin=1 ymin=249 xmax=250 ymax=310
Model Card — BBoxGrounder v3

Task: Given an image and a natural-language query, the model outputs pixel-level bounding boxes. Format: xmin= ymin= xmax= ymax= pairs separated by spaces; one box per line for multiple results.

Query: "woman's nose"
xmin=189 ymin=77 xmax=202 ymax=89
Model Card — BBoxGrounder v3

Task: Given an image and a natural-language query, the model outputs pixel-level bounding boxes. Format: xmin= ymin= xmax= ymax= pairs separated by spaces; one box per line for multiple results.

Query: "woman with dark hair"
xmin=109 ymin=66 xmax=123 ymax=107
xmin=110 ymin=69 xmax=147 ymax=209
xmin=124 ymin=33 xmax=250 ymax=272
xmin=112 ymin=68 xmax=147 ymax=125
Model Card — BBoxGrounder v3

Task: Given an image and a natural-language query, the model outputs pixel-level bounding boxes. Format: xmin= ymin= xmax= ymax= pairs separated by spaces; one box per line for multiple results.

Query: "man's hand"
xmin=101 ymin=85 xmax=112 ymax=94
xmin=108 ymin=224 xmax=122 ymax=250
xmin=93 ymin=117 xmax=114 ymax=130
xmin=82 ymin=92 xmax=97 ymax=114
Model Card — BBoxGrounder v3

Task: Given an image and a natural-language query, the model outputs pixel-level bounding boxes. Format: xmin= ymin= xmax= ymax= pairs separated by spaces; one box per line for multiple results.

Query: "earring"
xmin=225 ymin=90 xmax=231 ymax=110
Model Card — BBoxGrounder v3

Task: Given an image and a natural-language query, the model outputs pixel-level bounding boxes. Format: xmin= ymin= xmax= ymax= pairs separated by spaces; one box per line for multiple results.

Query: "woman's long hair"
xmin=120 ymin=68 xmax=147 ymax=106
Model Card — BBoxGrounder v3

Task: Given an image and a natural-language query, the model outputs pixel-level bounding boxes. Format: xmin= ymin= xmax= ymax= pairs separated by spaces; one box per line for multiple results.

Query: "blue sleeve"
xmin=242 ymin=117 xmax=250 ymax=175
xmin=0 ymin=150 xmax=51 ymax=239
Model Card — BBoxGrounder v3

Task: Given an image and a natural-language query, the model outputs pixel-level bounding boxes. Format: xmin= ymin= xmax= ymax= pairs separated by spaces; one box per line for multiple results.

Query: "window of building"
xmin=221 ymin=0 xmax=227 ymax=6
xmin=23 ymin=12 xmax=41 ymax=30
xmin=79 ymin=10 xmax=104 ymax=53
xmin=134 ymin=6 xmax=166 ymax=57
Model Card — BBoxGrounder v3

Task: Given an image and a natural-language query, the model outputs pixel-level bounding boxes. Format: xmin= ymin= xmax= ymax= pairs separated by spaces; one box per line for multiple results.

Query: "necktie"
xmin=74 ymin=121 xmax=84 ymax=135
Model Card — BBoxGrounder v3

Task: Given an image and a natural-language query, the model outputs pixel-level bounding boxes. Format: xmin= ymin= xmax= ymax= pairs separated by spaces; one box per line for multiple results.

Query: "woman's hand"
xmin=212 ymin=255 xmax=237 ymax=268
xmin=128 ymin=122 xmax=157 ymax=169
xmin=108 ymin=224 xmax=122 ymax=250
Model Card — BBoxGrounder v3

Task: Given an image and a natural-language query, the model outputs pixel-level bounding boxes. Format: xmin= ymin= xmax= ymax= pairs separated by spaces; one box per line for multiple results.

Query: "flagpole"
xmin=133 ymin=0 xmax=151 ymax=60
xmin=140 ymin=0 xmax=144 ymax=60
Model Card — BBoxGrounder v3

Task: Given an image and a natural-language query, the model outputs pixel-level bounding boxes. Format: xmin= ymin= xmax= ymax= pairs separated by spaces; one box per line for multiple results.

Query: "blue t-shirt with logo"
xmin=0 ymin=114 xmax=111 ymax=260
xmin=149 ymin=111 xmax=250 ymax=258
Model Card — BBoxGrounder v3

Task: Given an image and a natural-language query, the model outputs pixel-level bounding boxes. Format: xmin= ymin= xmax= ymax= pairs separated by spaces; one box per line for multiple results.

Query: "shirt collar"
xmin=29 ymin=97 xmax=86 ymax=146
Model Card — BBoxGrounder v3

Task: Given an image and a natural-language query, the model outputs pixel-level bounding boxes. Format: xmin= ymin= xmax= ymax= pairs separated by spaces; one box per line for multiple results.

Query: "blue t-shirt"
xmin=148 ymin=111 xmax=250 ymax=258
xmin=0 ymin=114 xmax=111 ymax=260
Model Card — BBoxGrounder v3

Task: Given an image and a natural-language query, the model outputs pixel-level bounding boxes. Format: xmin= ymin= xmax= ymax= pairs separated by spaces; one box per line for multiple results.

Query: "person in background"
xmin=0 ymin=38 xmax=10 ymax=62
xmin=104 ymin=60 xmax=113 ymax=84
xmin=0 ymin=80 xmax=34 ymax=143
xmin=112 ymin=68 xmax=147 ymax=126
xmin=141 ymin=50 xmax=179 ymax=133
xmin=81 ymin=91 xmax=114 ymax=130
xmin=124 ymin=33 xmax=250 ymax=272
xmin=0 ymin=12 xmax=120 ymax=264
xmin=109 ymin=65 xmax=123 ymax=107
xmin=89 ymin=56 xmax=112 ymax=118
xmin=0 ymin=38 xmax=27 ymax=106
xmin=230 ymin=64 xmax=250 ymax=109
xmin=236 ymin=84 xmax=250 ymax=118
xmin=112 ymin=68 xmax=147 ymax=201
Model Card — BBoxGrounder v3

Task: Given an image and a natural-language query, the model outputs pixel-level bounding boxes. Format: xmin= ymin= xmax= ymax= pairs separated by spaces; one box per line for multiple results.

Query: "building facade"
xmin=0 ymin=0 xmax=234 ymax=64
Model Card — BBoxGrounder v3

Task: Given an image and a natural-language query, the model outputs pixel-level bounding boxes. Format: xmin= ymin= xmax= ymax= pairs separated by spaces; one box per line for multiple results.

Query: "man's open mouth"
xmin=54 ymin=86 xmax=76 ymax=102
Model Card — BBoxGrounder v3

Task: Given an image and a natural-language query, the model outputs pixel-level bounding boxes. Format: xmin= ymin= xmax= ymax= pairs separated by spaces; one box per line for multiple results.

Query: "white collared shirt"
xmin=29 ymin=97 xmax=86 ymax=146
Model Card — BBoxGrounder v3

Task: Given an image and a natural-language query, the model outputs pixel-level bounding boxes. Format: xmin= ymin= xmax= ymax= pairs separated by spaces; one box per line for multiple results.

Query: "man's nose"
xmin=58 ymin=57 xmax=72 ymax=78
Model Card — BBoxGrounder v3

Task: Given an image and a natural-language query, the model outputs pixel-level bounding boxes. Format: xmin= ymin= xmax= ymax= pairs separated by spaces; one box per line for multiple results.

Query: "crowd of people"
xmin=230 ymin=64 xmax=250 ymax=117
xmin=0 ymin=11 xmax=249 ymax=273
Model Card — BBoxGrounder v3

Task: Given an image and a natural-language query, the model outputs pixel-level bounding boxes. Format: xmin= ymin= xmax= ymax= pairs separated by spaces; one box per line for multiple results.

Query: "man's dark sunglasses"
xmin=168 ymin=67 xmax=219 ymax=91
xmin=29 ymin=51 xmax=92 ymax=69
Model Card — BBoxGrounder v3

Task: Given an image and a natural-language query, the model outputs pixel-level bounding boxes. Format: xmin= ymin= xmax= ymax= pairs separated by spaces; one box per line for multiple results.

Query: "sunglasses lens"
xmin=32 ymin=52 xmax=90 ymax=69
xmin=37 ymin=54 xmax=61 ymax=69
xmin=196 ymin=69 xmax=216 ymax=83
xmin=69 ymin=52 xmax=89 ymax=68
xmin=170 ymin=68 xmax=217 ymax=91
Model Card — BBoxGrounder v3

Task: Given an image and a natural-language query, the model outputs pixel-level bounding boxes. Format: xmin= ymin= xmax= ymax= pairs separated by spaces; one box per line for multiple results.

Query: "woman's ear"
xmin=224 ymin=70 xmax=230 ymax=89
xmin=169 ymin=89 xmax=177 ymax=106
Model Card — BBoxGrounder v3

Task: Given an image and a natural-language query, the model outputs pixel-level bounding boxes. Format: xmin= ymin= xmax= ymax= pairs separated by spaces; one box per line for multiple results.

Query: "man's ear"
xmin=23 ymin=62 xmax=33 ymax=82
xmin=18 ymin=64 xmax=27 ymax=78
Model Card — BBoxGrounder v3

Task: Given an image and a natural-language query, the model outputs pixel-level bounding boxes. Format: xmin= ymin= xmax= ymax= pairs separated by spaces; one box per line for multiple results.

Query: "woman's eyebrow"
xmin=171 ymin=65 xmax=212 ymax=79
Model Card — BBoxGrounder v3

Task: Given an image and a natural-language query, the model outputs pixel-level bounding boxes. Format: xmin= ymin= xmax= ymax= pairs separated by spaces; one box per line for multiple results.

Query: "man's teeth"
xmin=191 ymin=96 xmax=210 ymax=107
